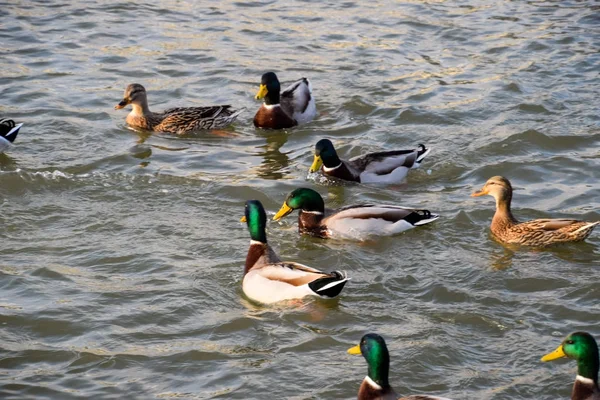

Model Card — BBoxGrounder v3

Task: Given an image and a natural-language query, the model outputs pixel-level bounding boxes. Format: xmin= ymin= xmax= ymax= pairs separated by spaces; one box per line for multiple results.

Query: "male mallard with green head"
xmin=253 ymin=72 xmax=316 ymax=129
xmin=542 ymin=332 xmax=600 ymax=400
xmin=348 ymin=333 xmax=454 ymax=400
xmin=115 ymin=83 xmax=243 ymax=134
xmin=472 ymin=176 xmax=598 ymax=247
xmin=242 ymin=200 xmax=349 ymax=304
xmin=309 ymin=139 xmax=430 ymax=184
xmin=273 ymin=188 xmax=438 ymax=239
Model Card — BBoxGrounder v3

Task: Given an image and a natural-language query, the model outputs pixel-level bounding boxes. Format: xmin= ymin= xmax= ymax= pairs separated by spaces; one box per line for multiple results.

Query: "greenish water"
xmin=1 ymin=1 xmax=599 ymax=399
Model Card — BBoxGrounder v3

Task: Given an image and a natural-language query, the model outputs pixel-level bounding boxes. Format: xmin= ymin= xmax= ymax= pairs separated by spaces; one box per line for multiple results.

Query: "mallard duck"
xmin=241 ymin=200 xmax=349 ymax=304
xmin=541 ymin=332 xmax=599 ymax=400
xmin=0 ymin=118 xmax=23 ymax=154
xmin=471 ymin=176 xmax=599 ymax=247
xmin=273 ymin=188 xmax=439 ymax=239
xmin=309 ymin=139 xmax=430 ymax=184
xmin=348 ymin=333 xmax=454 ymax=400
xmin=114 ymin=83 xmax=243 ymax=134
xmin=253 ymin=72 xmax=316 ymax=129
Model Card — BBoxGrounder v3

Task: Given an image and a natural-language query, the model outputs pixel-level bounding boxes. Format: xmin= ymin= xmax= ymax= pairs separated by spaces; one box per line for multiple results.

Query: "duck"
xmin=253 ymin=72 xmax=316 ymax=129
xmin=309 ymin=139 xmax=430 ymax=184
xmin=241 ymin=200 xmax=349 ymax=304
xmin=273 ymin=188 xmax=439 ymax=239
xmin=541 ymin=332 xmax=599 ymax=400
xmin=0 ymin=118 xmax=23 ymax=154
xmin=471 ymin=176 xmax=599 ymax=247
xmin=348 ymin=333 xmax=454 ymax=400
xmin=114 ymin=83 xmax=243 ymax=134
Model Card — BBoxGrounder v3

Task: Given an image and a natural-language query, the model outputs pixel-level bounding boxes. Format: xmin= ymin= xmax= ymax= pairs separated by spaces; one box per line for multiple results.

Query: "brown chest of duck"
xmin=542 ymin=332 xmax=600 ymax=400
xmin=115 ymin=83 xmax=243 ymax=134
xmin=471 ymin=176 xmax=599 ymax=247
xmin=253 ymin=72 xmax=316 ymax=129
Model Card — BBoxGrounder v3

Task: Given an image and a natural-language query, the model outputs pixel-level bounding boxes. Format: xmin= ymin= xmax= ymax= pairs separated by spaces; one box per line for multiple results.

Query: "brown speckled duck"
xmin=472 ymin=176 xmax=598 ymax=247
xmin=348 ymin=333 xmax=454 ymax=400
xmin=253 ymin=72 xmax=316 ymax=129
xmin=115 ymin=83 xmax=243 ymax=134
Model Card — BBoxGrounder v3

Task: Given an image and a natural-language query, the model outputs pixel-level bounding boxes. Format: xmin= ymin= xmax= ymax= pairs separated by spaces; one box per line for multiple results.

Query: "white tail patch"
xmin=414 ymin=214 xmax=440 ymax=226
xmin=316 ymin=276 xmax=350 ymax=292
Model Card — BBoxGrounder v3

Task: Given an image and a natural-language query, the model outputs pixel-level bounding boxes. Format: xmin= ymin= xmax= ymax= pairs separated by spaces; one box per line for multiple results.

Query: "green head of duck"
xmin=244 ymin=200 xmax=267 ymax=243
xmin=542 ymin=332 xmax=599 ymax=382
xmin=348 ymin=333 xmax=391 ymax=388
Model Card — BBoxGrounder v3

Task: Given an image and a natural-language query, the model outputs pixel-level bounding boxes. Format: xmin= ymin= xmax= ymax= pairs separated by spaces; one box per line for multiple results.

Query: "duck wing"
xmin=281 ymin=78 xmax=312 ymax=115
xmin=349 ymin=145 xmax=430 ymax=175
xmin=527 ymin=218 xmax=586 ymax=231
xmin=157 ymin=105 xmax=240 ymax=132
xmin=328 ymin=204 xmax=438 ymax=225
xmin=254 ymin=262 xmax=349 ymax=299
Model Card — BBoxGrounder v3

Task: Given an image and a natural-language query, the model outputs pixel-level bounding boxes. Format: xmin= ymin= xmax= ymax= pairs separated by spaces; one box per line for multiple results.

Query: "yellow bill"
xmin=255 ymin=84 xmax=268 ymax=100
xmin=273 ymin=203 xmax=293 ymax=221
xmin=541 ymin=345 xmax=566 ymax=362
xmin=471 ymin=188 xmax=487 ymax=197
xmin=240 ymin=216 xmax=247 ymax=222
xmin=309 ymin=155 xmax=323 ymax=173
xmin=347 ymin=344 xmax=362 ymax=355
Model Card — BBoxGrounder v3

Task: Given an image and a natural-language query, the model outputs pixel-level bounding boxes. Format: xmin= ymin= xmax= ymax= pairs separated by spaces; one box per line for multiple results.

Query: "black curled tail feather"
xmin=415 ymin=144 xmax=430 ymax=163
xmin=403 ymin=209 xmax=440 ymax=226
xmin=308 ymin=271 xmax=349 ymax=298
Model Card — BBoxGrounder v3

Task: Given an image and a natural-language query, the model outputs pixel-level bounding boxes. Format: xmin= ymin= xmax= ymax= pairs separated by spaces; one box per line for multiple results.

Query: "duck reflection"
xmin=253 ymin=131 xmax=289 ymax=180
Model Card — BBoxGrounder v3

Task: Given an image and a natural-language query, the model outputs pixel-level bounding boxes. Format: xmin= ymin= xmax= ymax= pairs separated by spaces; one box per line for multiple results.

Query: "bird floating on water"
xmin=241 ymin=200 xmax=349 ymax=304
xmin=348 ymin=333 xmax=454 ymax=400
xmin=253 ymin=72 xmax=316 ymax=129
xmin=472 ymin=176 xmax=598 ymax=247
xmin=309 ymin=139 xmax=430 ymax=184
xmin=273 ymin=188 xmax=439 ymax=240
xmin=115 ymin=83 xmax=243 ymax=134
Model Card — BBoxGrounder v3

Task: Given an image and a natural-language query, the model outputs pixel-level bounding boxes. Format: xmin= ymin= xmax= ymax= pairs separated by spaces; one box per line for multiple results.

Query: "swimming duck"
xmin=541 ymin=332 xmax=599 ymax=400
xmin=253 ymin=72 xmax=316 ymax=129
xmin=309 ymin=139 xmax=430 ymax=184
xmin=273 ymin=188 xmax=439 ymax=239
xmin=0 ymin=118 xmax=23 ymax=154
xmin=115 ymin=83 xmax=243 ymax=134
xmin=348 ymin=333 xmax=454 ymax=400
xmin=242 ymin=200 xmax=349 ymax=304
xmin=471 ymin=176 xmax=599 ymax=247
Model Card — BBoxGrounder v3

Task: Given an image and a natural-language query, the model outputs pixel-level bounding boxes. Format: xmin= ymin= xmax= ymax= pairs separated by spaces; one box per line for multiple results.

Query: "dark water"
xmin=1 ymin=1 xmax=599 ymax=399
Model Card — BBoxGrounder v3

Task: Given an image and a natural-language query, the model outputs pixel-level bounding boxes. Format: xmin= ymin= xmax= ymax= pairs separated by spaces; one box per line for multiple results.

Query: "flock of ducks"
xmin=3 ymin=71 xmax=598 ymax=399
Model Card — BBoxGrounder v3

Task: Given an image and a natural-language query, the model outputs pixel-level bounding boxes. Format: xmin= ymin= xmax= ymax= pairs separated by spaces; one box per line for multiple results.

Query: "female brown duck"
xmin=115 ymin=83 xmax=243 ymax=134
xmin=472 ymin=176 xmax=598 ymax=247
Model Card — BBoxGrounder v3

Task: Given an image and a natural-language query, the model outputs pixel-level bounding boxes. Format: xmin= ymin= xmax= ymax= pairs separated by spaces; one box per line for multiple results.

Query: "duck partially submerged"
xmin=115 ymin=83 xmax=243 ymax=134
xmin=472 ymin=176 xmax=598 ymax=247
xmin=541 ymin=332 xmax=599 ymax=400
xmin=273 ymin=188 xmax=439 ymax=239
xmin=0 ymin=118 xmax=23 ymax=154
xmin=242 ymin=200 xmax=349 ymax=304
xmin=253 ymin=72 xmax=316 ymax=129
xmin=348 ymin=333 xmax=454 ymax=400
xmin=310 ymin=139 xmax=430 ymax=184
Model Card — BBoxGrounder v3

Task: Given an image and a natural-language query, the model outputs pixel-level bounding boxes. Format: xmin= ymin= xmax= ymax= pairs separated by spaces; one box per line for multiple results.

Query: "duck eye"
xmin=566 ymin=340 xmax=574 ymax=345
